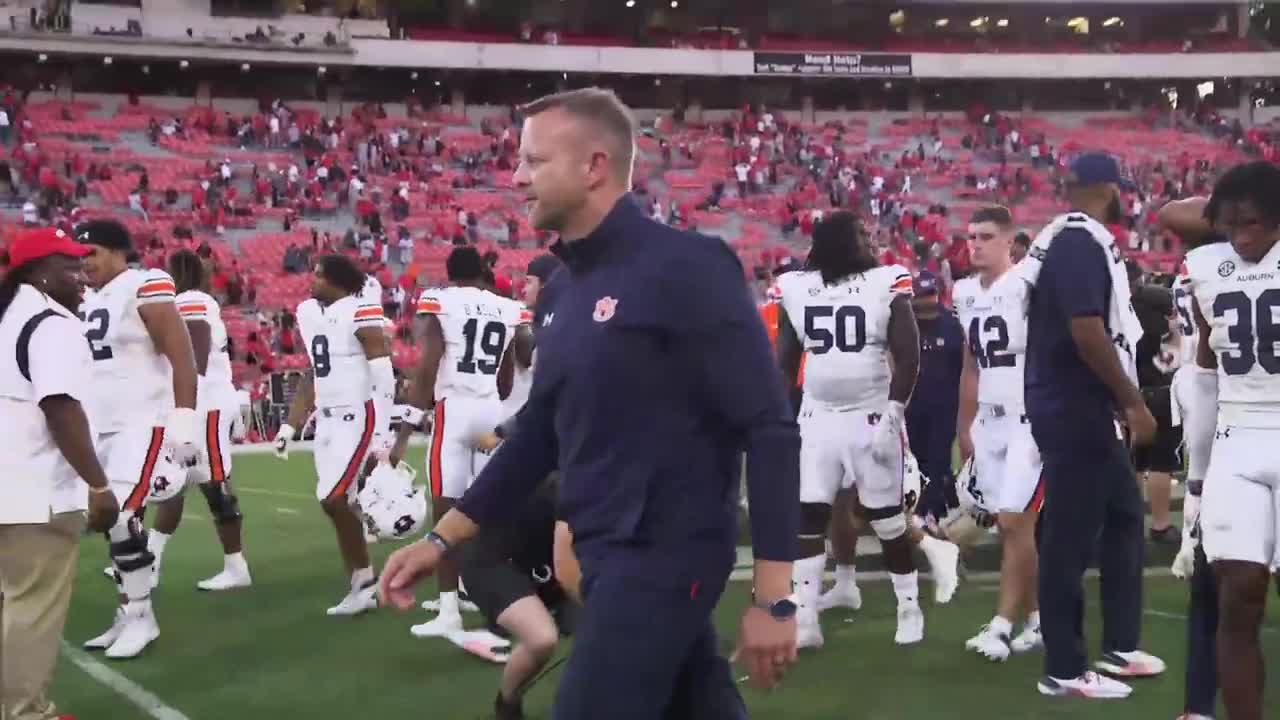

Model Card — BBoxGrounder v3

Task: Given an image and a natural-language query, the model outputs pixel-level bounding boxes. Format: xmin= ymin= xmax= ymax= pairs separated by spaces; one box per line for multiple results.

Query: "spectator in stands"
xmin=128 ymin=188 xmax=148 ymax=223
xmin=396 ymin=228 xmax=413 ymax=266
xmin=21 ymin=197 xmax=38 ymax=226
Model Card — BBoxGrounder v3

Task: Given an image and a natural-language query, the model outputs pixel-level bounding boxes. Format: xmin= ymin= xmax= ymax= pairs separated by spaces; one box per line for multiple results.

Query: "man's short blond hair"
xmin=521 ymin=87 xmax=636 ymax=179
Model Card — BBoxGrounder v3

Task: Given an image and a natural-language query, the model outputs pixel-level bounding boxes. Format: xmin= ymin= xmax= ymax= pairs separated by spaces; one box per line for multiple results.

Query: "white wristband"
xmin=400 ymin=405 xmax=426 ymax=427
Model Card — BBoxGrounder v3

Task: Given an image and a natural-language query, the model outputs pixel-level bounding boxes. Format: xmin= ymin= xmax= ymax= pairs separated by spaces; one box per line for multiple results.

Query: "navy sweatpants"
xmin=553 ymin=566 xmax=746 ymax=720
xmin=907 ymin=404 xmax=957 ymax=519
xmin=1036 ymin=435 xmax=1145 ymax=679
xmin=1184 ymin=544 xmax=1219 ymax=716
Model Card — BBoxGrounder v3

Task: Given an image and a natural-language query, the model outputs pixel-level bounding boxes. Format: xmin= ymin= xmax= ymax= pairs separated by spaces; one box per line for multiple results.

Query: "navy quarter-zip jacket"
xmin=456 ymin=195 xmax=800 ymax=588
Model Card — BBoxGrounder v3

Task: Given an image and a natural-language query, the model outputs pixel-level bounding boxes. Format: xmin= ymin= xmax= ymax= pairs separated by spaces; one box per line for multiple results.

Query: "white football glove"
xmin=165 ymin=407 xmax=202 ymax=467
xmin=274 ymin=423 xmax=296 ymax=461
xmin=1171 ymin=492 xmax=1201 ymax=580
xmin=871 ymin=401 xmax=906 ymax=466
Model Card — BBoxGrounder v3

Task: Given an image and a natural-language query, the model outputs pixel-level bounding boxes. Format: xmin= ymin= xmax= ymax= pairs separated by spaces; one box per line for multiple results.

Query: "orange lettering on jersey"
xmin=178 ymin=303 xmax=207 ymax=315
xmin=354 ymin=307 xmax=384 ymax=320
xmin=417 ymin=299 xmax=443 ymax=315
xmin=138 ymin=279 xmax=176 ymax=297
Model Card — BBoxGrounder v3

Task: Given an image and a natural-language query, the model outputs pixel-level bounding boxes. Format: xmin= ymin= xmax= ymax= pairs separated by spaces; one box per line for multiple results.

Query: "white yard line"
xmin=1145 ymin=608 xmax=1279 ymax=634
xmin=235 ymin=486 xmax=313 ymax=501
xmin=275 ymin=507 xmax=301 ymax=515
xmin=60 ymin=641 xmax=193 ymax=720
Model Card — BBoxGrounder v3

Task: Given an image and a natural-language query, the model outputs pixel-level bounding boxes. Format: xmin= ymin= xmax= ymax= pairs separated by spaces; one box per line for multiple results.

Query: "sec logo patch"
xmin=1218 ymin=260 xmax=1236 ymax=278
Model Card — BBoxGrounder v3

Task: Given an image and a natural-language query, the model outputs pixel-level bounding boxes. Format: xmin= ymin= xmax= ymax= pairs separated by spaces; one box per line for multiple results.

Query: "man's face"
xmin=512 ymin=109 xmax=596 ymax=235
xmin=912 ymin=294 xmax=940 ymax=318
xmin=1011 ymin=241 xmax=1029 ymax=263
xmin=310 ymin=265 xmax=337 ymax=303
xmin=523 ymin=275 xmax=543 ymax=307
xmin=36 ymin=254 xmax=87 ymax=311
xmin=80 ymin=245 xmax=124 ymax=290
xmin=1215 ymin=199 xmax=1279 ymax=263
xmin=967 ymin=221 xmax=1012 ymax=272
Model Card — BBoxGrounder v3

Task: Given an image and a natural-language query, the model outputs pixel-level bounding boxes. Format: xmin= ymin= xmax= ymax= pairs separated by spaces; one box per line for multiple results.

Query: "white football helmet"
xmin=938 ymin=458 xmax=995 ymax=547
xmin=358 ymin=461 xmax=429 ymax=542
xmin=902 ymin=450 xmax=923 ymax=515
xmin=146 ymin=452 xmax=187 ymax=504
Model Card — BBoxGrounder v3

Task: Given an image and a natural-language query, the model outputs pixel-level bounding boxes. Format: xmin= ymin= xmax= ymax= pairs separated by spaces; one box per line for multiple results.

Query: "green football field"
xmin=51 ymin=452 xmax=1280 ymax=720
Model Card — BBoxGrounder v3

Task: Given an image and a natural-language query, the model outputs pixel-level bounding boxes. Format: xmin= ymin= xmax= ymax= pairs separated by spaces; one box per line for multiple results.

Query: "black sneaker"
xmin=495 ymin=692 xmax=525 ymax=720
xmin=1149 ymin=526 xmax=1178 ymax=545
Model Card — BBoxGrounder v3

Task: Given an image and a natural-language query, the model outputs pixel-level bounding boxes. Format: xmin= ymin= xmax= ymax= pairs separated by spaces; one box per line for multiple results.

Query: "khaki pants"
xmin=0 ymin=512 xmax=86 ymax=720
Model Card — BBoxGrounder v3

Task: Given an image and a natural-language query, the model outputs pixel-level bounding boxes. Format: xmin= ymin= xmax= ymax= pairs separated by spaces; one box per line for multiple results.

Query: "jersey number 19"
xmin=457 ymin=318 xmax=507 ymax=375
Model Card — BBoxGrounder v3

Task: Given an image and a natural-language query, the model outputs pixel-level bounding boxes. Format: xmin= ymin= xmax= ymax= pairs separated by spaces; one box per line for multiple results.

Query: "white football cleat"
xmin=924 ymin=539 xmax=960 ymax=604
xmin=1095 ymin=650 xmax=1167 ymax=678
xmin=894 ymin=604 xmax=924 ymax=645
xmin=965 ymin=624 xmax=1011 ymax=662
xmin=816 ymin=583 xmax=862 ymax=612
xmin=796 ymin=608 xmax=825 ymax=650
xmin=1010 ymin=624 xmax=1044 ymax=654
xmin=421 ymin=597 xmax=480 ymax=614
xmin=446 ymin=629 xmax=512 ymax=664
xmin=105 ymin=605 xmax=160 ymax=659
xmin=102 ymin=565 xmax=116 ymax=581
xmin=1037 ymin=671 xmax=1132 ymax=699
xmin=410 ymin=612 xmax=464 ymax=638
xmin=197 ymin=566 xmax=253 ymax=592
xmin=326 ymin=583 xmax=378 ymax=617
xmin=84 ymin=608 xmax=127 ymax=650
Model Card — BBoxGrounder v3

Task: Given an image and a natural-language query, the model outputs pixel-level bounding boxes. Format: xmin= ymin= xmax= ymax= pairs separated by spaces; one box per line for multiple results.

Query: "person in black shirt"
xmin=906 ymin=271 xmax=964 ymax=522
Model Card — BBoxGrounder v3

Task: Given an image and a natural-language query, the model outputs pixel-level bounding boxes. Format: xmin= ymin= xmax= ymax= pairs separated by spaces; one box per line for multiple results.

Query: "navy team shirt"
xmin=457 ymin=195 xmax=800 ymax=590
xmin=911 ymin=310 xmax=964 ymax=413
xmin=1024 ymin=225 xmax=1118 ymax=451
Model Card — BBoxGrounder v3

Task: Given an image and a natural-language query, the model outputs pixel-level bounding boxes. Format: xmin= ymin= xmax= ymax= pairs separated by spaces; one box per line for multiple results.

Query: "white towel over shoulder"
xmin=1016 ymin=212 xmax=1144 ymax=385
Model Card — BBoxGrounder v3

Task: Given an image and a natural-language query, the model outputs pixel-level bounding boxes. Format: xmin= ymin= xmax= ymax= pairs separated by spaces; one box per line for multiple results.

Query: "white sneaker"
xmin=326 ymin=583 xmax=378 ymax=617
xmin=1037 ymin=671 xmax=1132 ymax=699
xmin=410 ymin=612 xmax=464 ymax=638
xmin=102 ymin=565 xmax=116 ymax=581
xmin=1010 ymin=624 xmax=1043 ymax=654
xmin=1095 ymin=650 xmax=1167 ymax=678
xmin=1175 ymin=714 xmax=1214 ymax=720
xmin=84 ymin=608 xmax=127 ymax=650
xmin=925 ymin=540 xmax=960 ymax=604
xmin=445 ymin=629 xmax=512 ymax=664
xmin=894 ymin=604 xmax=924 ymax=645
xmin=796 ymin=608 xmax=825 ymax=650
xmin=816 ymin=583 xmax=862 ymax=612
xmin=420 ymin=597 xmax=480 ymax=614
xmin=105 ymin=605 xmax=160 ymax=659
xmin=965 ymin=624 xmax=1011 ymax=662
xmin=197 ymin=566 xmax=253 ymax=592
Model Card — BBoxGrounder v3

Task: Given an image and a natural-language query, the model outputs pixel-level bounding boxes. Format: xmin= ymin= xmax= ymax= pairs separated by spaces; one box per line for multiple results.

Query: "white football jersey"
xmin=176 ymin=289 xmax=236 ymax=410
xmin=777 ymin=265 xmax=913 ymax=410
xmin=297 ymin=295 xmax=386 ymax=408
xmin=416 ymin=285 xmax=530 ymax=401
xmin=1173 ymin=262 xmax=1199 ymax=367
xmin=1186 ymin=240 xmax=1280 ymax=407
xmin=954 ymin=270 xmax=1030 ymax=409
xmin=79 ymin=268 xmax=176 ymax=433
xmin=359 ymin=275 xmax=393 ymax=329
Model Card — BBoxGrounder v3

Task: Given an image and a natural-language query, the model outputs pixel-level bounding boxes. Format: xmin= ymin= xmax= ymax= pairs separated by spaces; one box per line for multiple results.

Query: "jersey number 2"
xmin=968 ymin=316 xmax=1015 ymax=369
xmin=457 ymin=319 xmax=507 ymax=375
xmin=804 ymin=305 xmax=866 ymax=354
xmin=311 ymin=335 xmax=332 ymax=378
xmin=1213 ymin=289 xmax=1280 ymax=375
xmin=81 ymin=308 xmax=114 ymax=361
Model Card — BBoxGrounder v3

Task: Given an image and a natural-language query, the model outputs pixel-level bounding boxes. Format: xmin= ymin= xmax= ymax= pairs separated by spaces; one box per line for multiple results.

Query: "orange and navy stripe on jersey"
xmin=890 ymin=272 xmax=914 ymax=296
xmin=353 ymin=304 xmax=384 ymax=323
xmin=177 ymin=301 xmax=209 ymax=318
xmin=417 ymin=296 xmax=443 ymax=315
xmin=137 ymin=277 xmax=177 ymax=300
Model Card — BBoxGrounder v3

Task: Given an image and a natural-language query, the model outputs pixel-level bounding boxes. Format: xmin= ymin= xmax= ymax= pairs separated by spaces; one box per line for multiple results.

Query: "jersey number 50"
xmin=1213 ymin=289 xmax=1280 ymax=376
xmin=804 ymin=305 xmax=866 ymax=354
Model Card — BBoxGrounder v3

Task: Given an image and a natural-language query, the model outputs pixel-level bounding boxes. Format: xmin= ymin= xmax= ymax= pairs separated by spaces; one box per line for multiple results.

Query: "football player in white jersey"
xmin=389 ymin=246 xmax=530 ymax=638
xmin=147 ymin=250 xmax=252 ymax=592
xmin=274 ymin=255 xmax=396 ymax=617
xmin=953 ymin=206 xmax=1044 ymax=661
xmin=76 ymin=220 xmax=201 ymax=660
xmin=775 ymin=211 xmax=925 ymax=647
xmin=1183 ymin=162 xmax=1280 ymax=720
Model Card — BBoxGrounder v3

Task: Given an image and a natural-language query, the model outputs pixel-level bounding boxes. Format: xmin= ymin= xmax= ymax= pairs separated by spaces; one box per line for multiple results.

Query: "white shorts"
xmin=969 ymin=404 xmax=1045 ymax=514
xmin=195 ymin=406 xmax=235 ymax=486
xmin=799 ymin=405 xmax=903 ymax=510
xmin=1200 ymin=412 xmax=1280 ymax=571
xmin=312 ymin=400 xmax=377 ymax=503
xmin=97 ymin=424 xmax=177 ymax=513
xmin=428 ymin=395 xmax=505 ymax=499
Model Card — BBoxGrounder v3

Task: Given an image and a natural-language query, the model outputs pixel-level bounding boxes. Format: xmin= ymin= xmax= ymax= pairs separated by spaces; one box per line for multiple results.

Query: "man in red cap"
xmin=0 ymin=227 xmax=118 ymax=720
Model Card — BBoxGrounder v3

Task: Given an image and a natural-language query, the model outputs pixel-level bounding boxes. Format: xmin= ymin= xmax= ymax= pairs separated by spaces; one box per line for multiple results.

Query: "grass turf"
xmin=52 ymin=452 xmax=1280 ymax=719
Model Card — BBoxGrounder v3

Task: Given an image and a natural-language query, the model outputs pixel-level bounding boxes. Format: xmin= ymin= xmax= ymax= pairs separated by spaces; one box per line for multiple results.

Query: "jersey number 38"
xmin=1213 ymin=289 xmax=1280 ymax=376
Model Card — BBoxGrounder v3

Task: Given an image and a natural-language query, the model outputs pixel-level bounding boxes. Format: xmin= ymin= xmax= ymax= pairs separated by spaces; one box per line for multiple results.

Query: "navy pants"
xmin=1184 ymin=544 xmax=1219 ymax=716
xmin=1035 ymin=434 xmax=1145 ymax=679
xmin=553 ymin=568 xmax=746 ymax=720
xmin=907 ymin=404 xmax=957 ymax=519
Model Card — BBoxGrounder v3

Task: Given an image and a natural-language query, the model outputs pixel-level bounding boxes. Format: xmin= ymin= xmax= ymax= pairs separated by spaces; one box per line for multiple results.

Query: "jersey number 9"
xmin=1213 ymin=289 xmax=1280 ymax=376
xmin=311 ymin=335 xmax=332 ymax=378
xmin=804 ymin=305 xmax=866 ymax=354
xmin=457 ymin=318 xmax=508 ymax=375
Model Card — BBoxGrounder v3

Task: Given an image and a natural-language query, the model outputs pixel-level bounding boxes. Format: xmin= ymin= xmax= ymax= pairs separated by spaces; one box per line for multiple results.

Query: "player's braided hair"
xmin=317 ymin=254 xmax=365 ymax=296
xmin=808 ymin=211 xmax=878 ymax=285
xmin=0 ymin=261 xmax=37 ymax=324
xmin=1205 ymin=160 xmax=1280 ymax=229
xmin=168 ymin=249 xmax=206 ymax=294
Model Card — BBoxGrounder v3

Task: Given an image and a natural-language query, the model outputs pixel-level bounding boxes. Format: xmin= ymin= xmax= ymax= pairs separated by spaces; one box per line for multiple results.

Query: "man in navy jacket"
xmin=381 ymin=88 xmax=800 ymax=719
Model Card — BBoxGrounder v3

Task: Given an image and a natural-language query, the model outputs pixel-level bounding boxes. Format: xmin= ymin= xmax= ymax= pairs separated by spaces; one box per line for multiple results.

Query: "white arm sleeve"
xmin=369 ymin=356 xmax=396 ymax=435
xmin=1184 ymin=366 xmax=1219 ymax=482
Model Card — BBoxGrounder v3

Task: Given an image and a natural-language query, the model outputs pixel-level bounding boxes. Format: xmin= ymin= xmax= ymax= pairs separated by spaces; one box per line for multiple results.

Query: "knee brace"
xmin=200 ymin=481 xmax=243 ymax=525
xmin=868 ymin=509 xmax=908 ymax=542
xmin=799 ymin=502 xmax=832 ymax=541
xmin=107 ymin=514 xmax=154 ymax=572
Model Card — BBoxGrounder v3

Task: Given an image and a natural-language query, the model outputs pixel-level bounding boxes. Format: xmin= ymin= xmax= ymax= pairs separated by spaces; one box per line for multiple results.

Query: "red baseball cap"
xmin=6 ymin=227 xmax=90 ymax=269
